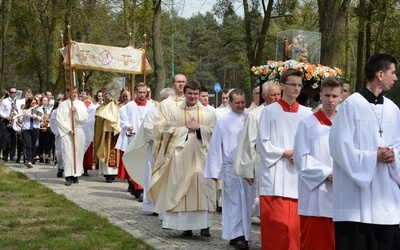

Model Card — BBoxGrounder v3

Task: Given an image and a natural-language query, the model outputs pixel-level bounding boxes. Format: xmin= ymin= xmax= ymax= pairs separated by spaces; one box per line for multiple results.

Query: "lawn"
xmin=0 ymin=163 xmax=153 ymax=249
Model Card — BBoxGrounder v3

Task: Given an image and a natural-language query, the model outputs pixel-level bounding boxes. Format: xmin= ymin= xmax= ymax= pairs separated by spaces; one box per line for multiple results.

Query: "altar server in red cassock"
xmin=256 ymin=68 xmax=312 ymax=249
xmin=294 ymin=77 xmax=343 ymax=250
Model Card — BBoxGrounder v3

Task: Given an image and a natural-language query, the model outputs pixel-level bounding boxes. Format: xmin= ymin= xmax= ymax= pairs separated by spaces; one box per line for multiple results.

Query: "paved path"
xmin=6 ymin=162 xmax=261 ymax=250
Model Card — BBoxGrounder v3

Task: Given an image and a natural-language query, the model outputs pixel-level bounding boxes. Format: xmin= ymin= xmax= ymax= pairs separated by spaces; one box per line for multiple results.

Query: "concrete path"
xmin=6 ymin=162 xmax=261 ymax=249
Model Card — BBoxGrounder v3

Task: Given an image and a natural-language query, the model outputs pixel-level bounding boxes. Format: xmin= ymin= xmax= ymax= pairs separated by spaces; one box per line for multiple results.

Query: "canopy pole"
xmin=142 ymin=33 xmax=147 ymax=85
xmin=67 ymin=24 xmax=77 ymax=174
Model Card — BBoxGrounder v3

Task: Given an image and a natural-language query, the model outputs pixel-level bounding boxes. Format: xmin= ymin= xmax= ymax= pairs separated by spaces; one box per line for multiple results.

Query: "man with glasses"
xmin=151 ymin=74 xmax=187 ymax=168
xmin=256 ymin=69 xmax=312 ymax=249
xmin=0 ymin=87 xmax=18 ymax=161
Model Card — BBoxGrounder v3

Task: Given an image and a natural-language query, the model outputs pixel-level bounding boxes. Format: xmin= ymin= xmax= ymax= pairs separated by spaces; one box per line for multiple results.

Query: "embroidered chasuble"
xmin=151 ymin=95 xmax=185 ymax=167
xmin=147 ymin=102 xmax=217 ymax=214
xmin=94 ymin=102 xmax=121 ymax=167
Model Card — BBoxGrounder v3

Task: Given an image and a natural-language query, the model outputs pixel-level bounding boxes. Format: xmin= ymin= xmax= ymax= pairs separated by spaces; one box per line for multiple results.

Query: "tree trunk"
xmin=356 ymin=0 xmax=366 ymax=91
xmin=0 ymin=0 xmax=12 ymax=92
xmin=318 ymin=0 xmax=351 ymax=67
xmin=152 ymin=0 xmax=165 ymax=101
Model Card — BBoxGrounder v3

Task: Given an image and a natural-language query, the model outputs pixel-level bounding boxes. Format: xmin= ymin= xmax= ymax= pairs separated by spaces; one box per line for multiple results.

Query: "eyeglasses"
xmin=10 ymin=92 xmax=16 ymax=94
xmin=174 ymin=81 xmax=186 ymax=83
xmin=284 ymin=83 xmax=303 ymax=88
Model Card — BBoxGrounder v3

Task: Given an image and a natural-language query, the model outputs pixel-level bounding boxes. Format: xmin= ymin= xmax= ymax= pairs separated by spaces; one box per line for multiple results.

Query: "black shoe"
xmin=73 ymin=177 xmax=79 ymax=183
xmin=230 ymin=236 xmax=245 ymax=246
xmin=57 ymin=170 xmax=63 ymax=178
xmin=82 ymin=169 xmax=89 ymax=176
xmin=39 ymin=158 xmax=44 ymax=163
xmin=133 ymin=189 xmax=143 ymax=199
xmin=235 ymin=240 xmax=249 ymax=250
xmin=138 ymin=193 xmax=144 ymax=202
xmin=182 ymin=230 xmax=193 ymax=237
xmin=45 ymin=158 xmax=50 ymax=164
xmin=2 ymin=157 xmax=8 ymax=162
xmin=200 ymin=228 xmax=211 ymax=237
xmin=16 ymin=158 xmax=20 ymax=164
xmin=65 ymin=181 xmax=72 ymax=186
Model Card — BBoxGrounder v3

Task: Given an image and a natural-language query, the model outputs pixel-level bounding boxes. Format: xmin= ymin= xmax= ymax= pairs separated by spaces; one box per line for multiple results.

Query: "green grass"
xmin=0 ymin=164 xmax=153 ymax=250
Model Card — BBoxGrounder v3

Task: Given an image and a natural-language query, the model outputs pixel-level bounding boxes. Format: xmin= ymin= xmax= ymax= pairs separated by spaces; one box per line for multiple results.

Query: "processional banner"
xmin=61 ymin=42 xmax=152 ymax=74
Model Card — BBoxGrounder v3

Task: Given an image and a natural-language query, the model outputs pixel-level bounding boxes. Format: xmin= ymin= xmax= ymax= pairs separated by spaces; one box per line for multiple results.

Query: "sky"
xmin=165 ymin=0 xmax=243 ymax=19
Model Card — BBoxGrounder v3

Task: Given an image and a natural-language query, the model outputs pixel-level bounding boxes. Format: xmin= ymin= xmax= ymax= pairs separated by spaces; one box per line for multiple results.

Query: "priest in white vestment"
xmin=329 ymin=54 xmax=400 ymax=249
xmin=294 ymin=77 xmax=342 ymax=250
xmin=205 ymin=89 xmax=252 ymax=249
xmin=233 ymin=81 xmax=281 ymax=217
xmin=147 ymin=80 xmax=217 ymax=237
xmin=56 ymin=88 xmax=89 ymax=186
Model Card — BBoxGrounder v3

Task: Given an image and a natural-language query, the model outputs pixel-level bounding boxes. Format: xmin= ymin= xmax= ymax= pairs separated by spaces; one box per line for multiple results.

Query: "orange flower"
xmin=251 ymin=66 xmax=257 ymax=72
xmin=329 ymin=69 xmax=335 ymax=76
xmin=319 ymin=70 xmax=325 ymax=77
xmin=282 ymin=67 xmax=288 ymax=73
xmin=305 ymin=72 xmax=312 ymax=80
xmin=263 ymin=68 xmax=269 ymax=75
xmin=337 ymin=69 xmax=342 ymax=75
xmin=278 ymin=61 xmax=284 ymax=67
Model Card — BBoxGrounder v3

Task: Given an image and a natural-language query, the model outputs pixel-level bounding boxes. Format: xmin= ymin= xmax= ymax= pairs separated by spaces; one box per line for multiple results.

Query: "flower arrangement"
xmin=251 ymin=60 xmax=343 ymax=89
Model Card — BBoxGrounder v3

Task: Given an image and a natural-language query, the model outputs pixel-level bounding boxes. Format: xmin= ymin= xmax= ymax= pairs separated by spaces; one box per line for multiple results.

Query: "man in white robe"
xmin=294 ymin=77 xmax=342 ymax=250
xmin=246 ymin=86 xmax=260 ymax=111
xmin=205 ymin=89 xmax=252 ymax=249
xmin=147 ymin=80 xmax=217 ymax=237
xmin=329 ymin=53 xmax=400 ymax=249
xmin=151 ymin=74 xmax=187 ymax=167
xmin=123 ymin=87 xmax=175 ymax=213
xmin=216 ymin=89 xmax=231 ymax=118
xmin=56 ymin=88 xmax=89 ymax=186
xmin=233 ymin=81 xmax=281 ymax=217
xmin=256 ymin=69 xmax=312 ymax=249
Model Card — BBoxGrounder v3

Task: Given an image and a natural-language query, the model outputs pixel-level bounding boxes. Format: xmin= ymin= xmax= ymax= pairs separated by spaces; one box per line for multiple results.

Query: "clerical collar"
xmin=314 ymin=109 xmax=332 ymax=126
xmin=135 ymin=98 xmax=147 ymax=106
xmin=359 ymin=87 xmax=383 ymax=104
xmin=277 ymin=99 xmax=299 ymax=112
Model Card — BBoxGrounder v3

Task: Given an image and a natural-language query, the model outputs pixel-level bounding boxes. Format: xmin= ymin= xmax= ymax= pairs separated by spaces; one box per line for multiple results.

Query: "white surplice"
xmin=123 ymin=108 xmax=157 ymax=212
xmin=294 ymin=113 xmax=333 ymax=217
xmin=256 ymin=102 xmax=312 ymax=198
xmin=115 ymin=101 xmax=139 ymax=152
xmin=205 ymin=111 xmax=252 ymax=241
xmin=56 ymin=99 xmax=88 ymax=177
xmin=329 ymin=93 xmax=400 ymax=224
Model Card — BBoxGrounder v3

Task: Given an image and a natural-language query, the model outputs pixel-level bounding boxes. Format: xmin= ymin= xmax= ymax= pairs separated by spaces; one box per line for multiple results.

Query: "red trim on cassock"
xmin=278 ymin=99 xmax=299 ymax=112
xmin=135 ymin=98 xmax=147 ymax=106
xmin=314 ymin=109 xmax=332 ymax=126
xmin=83 ymin=143 xmax=93 ymax=170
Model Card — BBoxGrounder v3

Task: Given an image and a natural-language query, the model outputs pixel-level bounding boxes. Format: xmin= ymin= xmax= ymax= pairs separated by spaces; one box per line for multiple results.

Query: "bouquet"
xmin=251 ymin=60 xmax=343 ymax=89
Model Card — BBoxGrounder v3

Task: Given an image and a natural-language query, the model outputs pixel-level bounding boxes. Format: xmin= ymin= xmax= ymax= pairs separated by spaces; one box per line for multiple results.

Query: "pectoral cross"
xmin=379 ymin=127 xmax=383 ymax=138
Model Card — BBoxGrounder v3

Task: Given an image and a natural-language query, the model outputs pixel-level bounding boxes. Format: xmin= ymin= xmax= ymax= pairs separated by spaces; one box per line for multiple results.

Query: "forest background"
xmin=1 ymin=0 xmax=400 ymax=107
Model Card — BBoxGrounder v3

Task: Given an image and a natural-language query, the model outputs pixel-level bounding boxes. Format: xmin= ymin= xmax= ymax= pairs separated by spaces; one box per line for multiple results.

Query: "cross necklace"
xmin=369 ymin=103 xmax=384 ymax=138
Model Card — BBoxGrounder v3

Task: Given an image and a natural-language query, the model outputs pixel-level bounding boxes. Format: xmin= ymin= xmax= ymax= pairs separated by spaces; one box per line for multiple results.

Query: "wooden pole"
xmin=142 ymin=33 xmax=147 ymax=85
xmin=67 ymin=25 xmax=77 ymax=174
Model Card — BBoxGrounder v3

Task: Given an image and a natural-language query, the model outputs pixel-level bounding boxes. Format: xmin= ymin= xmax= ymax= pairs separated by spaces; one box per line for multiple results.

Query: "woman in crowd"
xmin=19 ymin=97 xmax=42 ymax=168
xmin=37 ymin=96 xmax=54 ymax=163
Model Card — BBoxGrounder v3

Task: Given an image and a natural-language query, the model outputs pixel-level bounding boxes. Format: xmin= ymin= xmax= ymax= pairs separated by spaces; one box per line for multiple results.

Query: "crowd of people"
xmin=1 ymin=53 xmax=400 ymax=250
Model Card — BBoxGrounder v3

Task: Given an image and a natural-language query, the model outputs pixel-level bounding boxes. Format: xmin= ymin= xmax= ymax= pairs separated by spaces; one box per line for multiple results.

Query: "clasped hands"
xmin=377 ymin=146 xmax=395 ymax=164
xmin=186 ymin=117 xmax=200 ymax=132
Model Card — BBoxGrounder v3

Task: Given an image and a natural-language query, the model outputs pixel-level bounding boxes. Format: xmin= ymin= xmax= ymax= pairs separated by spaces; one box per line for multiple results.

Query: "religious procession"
xmin=1 ymin=20 xmax=400 ymax=250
